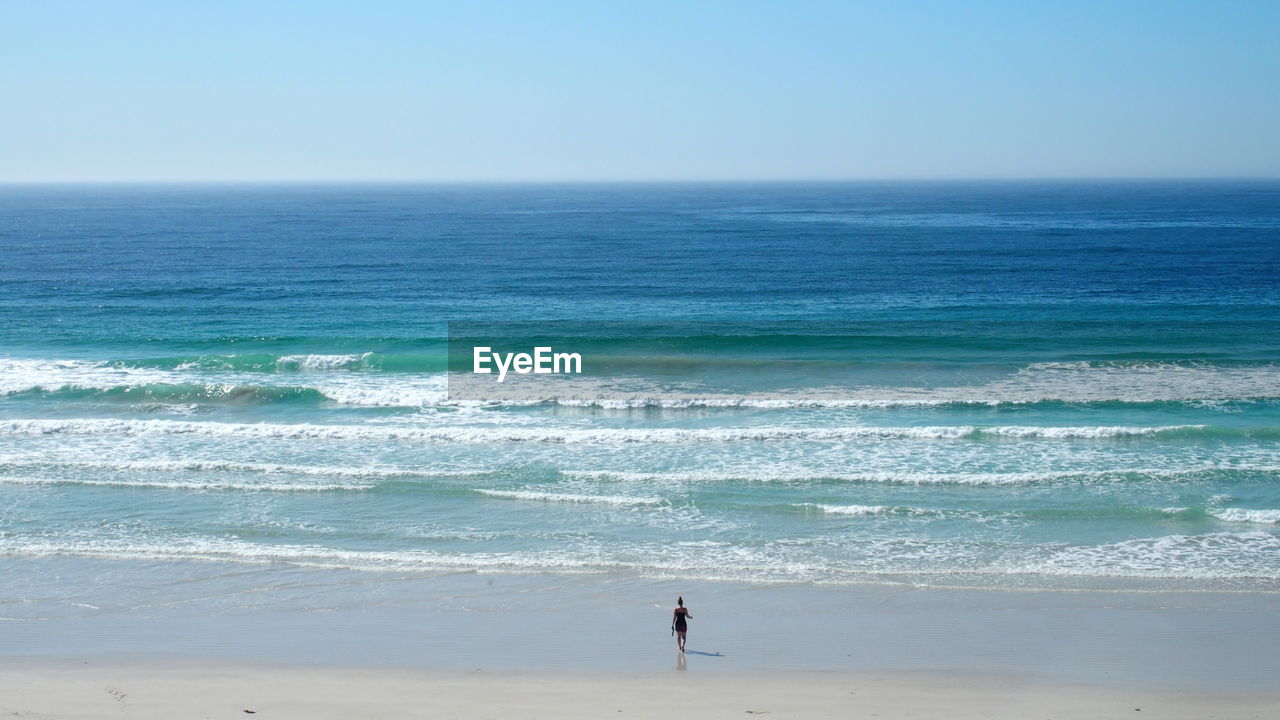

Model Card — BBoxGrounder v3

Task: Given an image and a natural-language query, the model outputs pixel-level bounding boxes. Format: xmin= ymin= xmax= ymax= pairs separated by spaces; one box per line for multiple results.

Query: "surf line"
xmin=472 ymin=346 xmax=583 ymax=383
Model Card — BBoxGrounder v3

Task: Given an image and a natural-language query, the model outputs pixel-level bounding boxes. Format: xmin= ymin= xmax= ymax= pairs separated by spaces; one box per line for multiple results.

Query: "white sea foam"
xmin=444 ymin=360 xmax=1280 ymax=408
xmin=0 ymin=357 xmax=449 ymax=407
xmin=310 ymin=376 xmax=447 ymax=407
xmin=0 ymin=535 xmax=610 ymax=574
xmin=4 ymin=357 xmax=1279 ymax=408
xmin=1028 ymin=532 xmax=1280 ymax=579
xmin=0 ymin=359 xmax=177 ymax=396
xmin=1208 ymin=508 xmax=1280 ymax=524
xmin=0 ymin=458 xmax=482 ymax=480
xmin=0 ymin=475 xmax=370 ymax=492
xmin=0 ymin=418 xmax=1203 ymax=444
xmin=790 ymin=503 xmax=1003 ymax=522
xmin=982 ymin=425 xmax=1193 ymax=439
xmin=275 ymin=353 xmax=371 ymax=370
xmin=5 ymin=455 xmax=1274 ymax=490
xmin=474 ymin=489 xmax=668 ymax=507
xmin=564 ymin=464 xmax=1273 ymax=486
xmin=795 ymin=503 xmax=890 ymax=516
xmin=6 ymin=530 xmax=1278 ymax=582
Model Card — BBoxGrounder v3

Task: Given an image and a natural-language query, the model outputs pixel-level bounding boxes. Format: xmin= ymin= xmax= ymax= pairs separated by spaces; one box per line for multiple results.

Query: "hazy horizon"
xmin=3 ymin=177 xmax=1278 ymax=186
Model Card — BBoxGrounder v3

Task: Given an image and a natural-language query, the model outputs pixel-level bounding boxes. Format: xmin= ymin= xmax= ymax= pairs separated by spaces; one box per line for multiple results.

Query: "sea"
xmin=2 ymin=181 xmax=1279 ymax=609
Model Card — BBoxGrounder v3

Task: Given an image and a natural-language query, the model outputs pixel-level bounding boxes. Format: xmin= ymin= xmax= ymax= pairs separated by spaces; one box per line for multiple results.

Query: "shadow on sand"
xmin=683 ymin=650 xmax=725 ymax=657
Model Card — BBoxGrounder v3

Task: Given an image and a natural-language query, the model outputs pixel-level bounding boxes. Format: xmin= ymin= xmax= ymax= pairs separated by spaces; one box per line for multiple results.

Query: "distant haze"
xmin=2 ymin=1 xmax=1277 ymax=182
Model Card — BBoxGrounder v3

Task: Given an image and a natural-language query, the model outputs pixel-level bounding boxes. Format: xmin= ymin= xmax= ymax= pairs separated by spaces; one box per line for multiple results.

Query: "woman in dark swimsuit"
xmin=672 ymin=596 xmax=691 ymax=652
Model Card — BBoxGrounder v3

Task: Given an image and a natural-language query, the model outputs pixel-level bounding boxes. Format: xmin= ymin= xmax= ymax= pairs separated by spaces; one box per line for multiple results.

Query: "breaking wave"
xmin=474 ymin=489 xmax=668 ymax=507
xmin=3 ymin=358 xmax=1279 ymax=409
xmin=0 ymin=418 xmax=1219 ymax=443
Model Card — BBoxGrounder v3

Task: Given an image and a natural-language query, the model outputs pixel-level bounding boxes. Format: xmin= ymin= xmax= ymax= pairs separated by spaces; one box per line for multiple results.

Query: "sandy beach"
xmin=5 ymin=661 xmax=1279 ymax=720
xmin=4 ymin=568 xmax=1279 ymax=718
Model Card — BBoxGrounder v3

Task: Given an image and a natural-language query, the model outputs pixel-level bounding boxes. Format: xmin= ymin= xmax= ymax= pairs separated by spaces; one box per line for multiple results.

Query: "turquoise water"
xmin=1 ymin=182 xmax=1278 ymax=593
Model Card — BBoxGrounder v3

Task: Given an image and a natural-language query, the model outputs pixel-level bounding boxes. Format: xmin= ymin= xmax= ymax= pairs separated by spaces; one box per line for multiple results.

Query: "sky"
xmin=1 ymin=1 xmax=1278 ymax=182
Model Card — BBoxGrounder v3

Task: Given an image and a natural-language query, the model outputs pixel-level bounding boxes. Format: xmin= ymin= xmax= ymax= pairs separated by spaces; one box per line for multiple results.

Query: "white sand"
xmin=2 ymin=661 xmax=1276 ymax=720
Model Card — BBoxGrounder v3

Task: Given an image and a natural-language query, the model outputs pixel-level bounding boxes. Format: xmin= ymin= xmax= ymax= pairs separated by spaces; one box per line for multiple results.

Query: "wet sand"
xmin=5 ymin=566 xmax=1280 ymax=717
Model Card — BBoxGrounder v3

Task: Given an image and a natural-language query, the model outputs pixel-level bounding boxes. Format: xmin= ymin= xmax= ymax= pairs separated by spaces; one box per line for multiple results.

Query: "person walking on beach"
xmin=672 ymin=596 xmax=691 ymax=652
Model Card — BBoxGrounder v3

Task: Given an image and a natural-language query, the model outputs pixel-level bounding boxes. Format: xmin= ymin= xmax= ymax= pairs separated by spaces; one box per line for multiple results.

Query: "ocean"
xmin=2 ymin=181 xmax=1279 ymax=604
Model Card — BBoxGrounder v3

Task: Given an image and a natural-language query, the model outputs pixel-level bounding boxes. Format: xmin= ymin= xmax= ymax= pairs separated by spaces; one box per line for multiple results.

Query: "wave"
xmin=1028 ymin=532 xmax=1280 ymax=579
xmin=311 ymin=379 xmax=447 ymax=407
xmin=168 ymin=353 xmax=381 ymax=371
xmin=474 ymin=489 xmax=668 ymax=507
xmin=0 ymin=418 xmax=1218 ymax=443
xmin=4 ymin=455 xmax=1275 ymax=488
xmin=794 ymin=503 xmax=895 ymax=516
xmin=0 ymin=358 xmax=448 ymax=407
xmin=436 ymin=393 xmax=1280 ymax=410
xmin=0 ymin=458 xmax=489 ymax=480
xmin=447 ymin=360 xmax=1280 ymax=408
xmin=793 ymin=503 xmax=1171 ymax=521
xmin=6 ymin=382 xmax=331 ymax=405
xmin=45 ymin=352 xmax=446 ymax=374
xmin=4 ymin=357 xmax=1280 ymax=409
xmin=4 ymin=459 xmax=1275 ymax=500
xmin=0 ymin=475 xmax=371 ymax=493
xmin=789 ymin=503 xmax=1280 ymax=524
xmin=18 ymin=383 xmax=1280 ymax=411
xmin=982 ymin=425 xmax=1207 ymax=439
xmin=2 ymin=381 xmax=451 ymax=408
xmin=273 ymin=353 xmax=372 ymax=370
xmin=1208 ymin=508 xmax=1280 ymax=524
xmin=5 ymin=530 xmax=1278 ymax=582
xmin=566 ymin=465 xmax=1280 ymax=486
xmin=0 ymin=536 xmax=610 ymax=575
xmin=44 ymin=334 xmax=1273 ymax=364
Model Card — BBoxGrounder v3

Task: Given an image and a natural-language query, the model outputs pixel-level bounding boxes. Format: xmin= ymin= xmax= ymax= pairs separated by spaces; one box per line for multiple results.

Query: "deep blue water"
xmin=1 ymin=181 xmax=1278 ymax=593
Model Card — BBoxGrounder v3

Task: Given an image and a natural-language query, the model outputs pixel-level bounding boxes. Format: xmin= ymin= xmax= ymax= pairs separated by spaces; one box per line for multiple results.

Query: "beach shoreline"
xmin=5 ymin=564 xmax=1279 ymax=696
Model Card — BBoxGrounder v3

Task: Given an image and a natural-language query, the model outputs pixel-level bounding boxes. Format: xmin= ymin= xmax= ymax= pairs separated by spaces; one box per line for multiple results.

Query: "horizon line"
xmin=2 ymin=176 xmax=1278 ymax=186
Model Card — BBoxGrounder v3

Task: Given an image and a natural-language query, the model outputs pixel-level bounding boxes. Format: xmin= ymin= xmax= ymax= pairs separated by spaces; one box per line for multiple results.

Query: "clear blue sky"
xmin=2 ymin=0 xmax=1277 ymax=181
